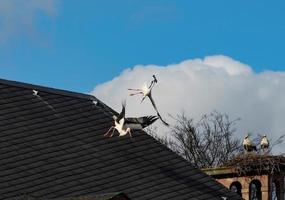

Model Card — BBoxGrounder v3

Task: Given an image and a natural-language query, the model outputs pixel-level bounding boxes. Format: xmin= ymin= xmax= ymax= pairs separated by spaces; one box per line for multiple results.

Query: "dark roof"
xmin=15 ymin=193 xmax=130 ymax=200
xmin=0 ymin=78 xmax=241 ymax=200
xmin=55 ymin=193 xmax=130 ymax=200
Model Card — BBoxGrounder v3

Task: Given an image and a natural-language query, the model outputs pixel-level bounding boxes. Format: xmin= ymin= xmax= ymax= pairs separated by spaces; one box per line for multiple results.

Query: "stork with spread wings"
xmin=128 ymin=75 xmax=169 ymax=126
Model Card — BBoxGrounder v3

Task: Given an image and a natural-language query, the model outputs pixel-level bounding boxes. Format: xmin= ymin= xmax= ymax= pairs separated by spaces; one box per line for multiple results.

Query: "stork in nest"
xmin=243 ymin=134 xmax=257 ymax=152
xmin=260 ymin=134 xmax=269 ymax=152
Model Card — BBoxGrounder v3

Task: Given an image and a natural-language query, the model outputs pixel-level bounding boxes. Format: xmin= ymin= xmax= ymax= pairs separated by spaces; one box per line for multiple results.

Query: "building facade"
xmin=203 ymin=155 xmax=285 ymax=200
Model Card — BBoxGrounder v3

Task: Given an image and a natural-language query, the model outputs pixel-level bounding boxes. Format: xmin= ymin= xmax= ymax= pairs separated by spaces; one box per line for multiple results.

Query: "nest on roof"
xmin=224 ymin=153 xmax=285 ymax=176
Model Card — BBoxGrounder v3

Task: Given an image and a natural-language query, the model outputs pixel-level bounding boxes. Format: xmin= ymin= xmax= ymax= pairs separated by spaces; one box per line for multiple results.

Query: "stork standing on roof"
xmin=260 ymin=134 xmax=269 ymax=151
xmin=243 ymin=134 xmax=257 ymax=152
xmin=128 ymin=75 xmax=169 ymax=126
xmin=104 ymin=101 xmax=159 ymax=138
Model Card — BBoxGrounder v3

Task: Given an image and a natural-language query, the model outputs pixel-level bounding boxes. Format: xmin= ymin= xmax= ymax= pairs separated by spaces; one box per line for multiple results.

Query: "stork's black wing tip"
xmin=161 ymin=120 xmax=169 ymax=126
xmin=146 ymin=115 xmax=159 ymax=125
xmin=156 ymin=112 xmax=169 ymax=126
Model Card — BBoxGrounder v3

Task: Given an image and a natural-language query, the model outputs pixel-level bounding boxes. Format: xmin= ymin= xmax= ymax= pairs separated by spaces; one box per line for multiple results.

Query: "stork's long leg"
xmin=109 ymin=127 xmax=116 ymax=137
xmin=128 ymin=88 xmax=143 ymax=96
xmin=128 ymin=88 xmax=141 ymax=91
xmin=129 ymin=92 xmax=143 ymax=96
xmin=104 ymin=126 xmax=114 ymax=137
xmin=128 ymin=129 xmax=132 ymax=138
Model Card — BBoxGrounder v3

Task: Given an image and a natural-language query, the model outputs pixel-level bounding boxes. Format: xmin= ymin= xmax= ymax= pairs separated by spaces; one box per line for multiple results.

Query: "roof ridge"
xmin=0 ymin=78 xmax=96 ymax=101
xmin=0 ymin=77 xmax=117 ymax=118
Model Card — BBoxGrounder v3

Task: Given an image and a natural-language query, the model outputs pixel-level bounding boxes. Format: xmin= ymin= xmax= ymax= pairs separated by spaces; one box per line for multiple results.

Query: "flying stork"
xmin=104 ymin=102 xmax=159 ymax=138
xmin=243 ymin=134 xmax=257 ymax=152
xmin=104 ymin=101 xmax=130 ymax=138
xmin=260 ymin=134 xmax=269 ymax=151
xmin=128 ymin=75 xmax=169 ymax=126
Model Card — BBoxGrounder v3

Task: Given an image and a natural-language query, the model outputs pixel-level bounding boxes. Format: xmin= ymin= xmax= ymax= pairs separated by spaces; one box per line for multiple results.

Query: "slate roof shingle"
xmin=0 ymin=78 xmax=241 ymax=200
xmin=14 ymin=193 xmax=130 ymax=200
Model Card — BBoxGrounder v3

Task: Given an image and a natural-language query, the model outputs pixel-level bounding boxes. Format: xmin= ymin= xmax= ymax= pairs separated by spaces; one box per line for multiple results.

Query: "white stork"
xmin=104 ymin=101 xmax=131 ymax=138
xmin=260 ymin=134 xmax=269 ymax=151
xmin=128 ymin=75 xmax=169 ymax=126
xmin=104 ymin=102 xmax=159 ymax=138
xmin=243 ymin=135 xmax=257 ymax=152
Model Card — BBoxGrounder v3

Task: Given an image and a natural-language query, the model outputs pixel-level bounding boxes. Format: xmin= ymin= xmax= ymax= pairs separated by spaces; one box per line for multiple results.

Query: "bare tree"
xmin=171 ymin=111 xmax=242 ymax=168
xmin=148 ymin=111 xmax=242 ymax=168
xmin=148 ymin=111 xmax=285 ymax=169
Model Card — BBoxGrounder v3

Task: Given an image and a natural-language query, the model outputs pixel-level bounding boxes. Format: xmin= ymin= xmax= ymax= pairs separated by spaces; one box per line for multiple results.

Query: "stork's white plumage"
xmin=128 ymin=75 xmax=169 ymax=126
xmin=104 ymin=102 xmax=159 ymax=138
xmin=113 ymin=116 xmax=132 ymax=137
xmin=243 ymin=135 xmax=257 ymax=152
xmin=104 ymin=102 xmax=132 ymax=138
xmin=260 ymin=135 xmax=269 ymax=150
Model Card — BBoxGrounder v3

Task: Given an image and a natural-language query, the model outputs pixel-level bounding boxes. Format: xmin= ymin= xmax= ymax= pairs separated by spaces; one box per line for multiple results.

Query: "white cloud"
xmin=91 ymin=55 xmax=285 ymax=153
xmin=0 ymin=0 xmax=57 ymax=43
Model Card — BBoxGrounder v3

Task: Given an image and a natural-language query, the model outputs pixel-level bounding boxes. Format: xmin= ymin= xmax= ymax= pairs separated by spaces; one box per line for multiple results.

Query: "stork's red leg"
xmin=104 ymin=126 xmax=114 ymax=137
xmin=109 ymin=128 xmax=116 ymax=137
xmin=128 ymin=88 xmax=141 ymax=91
xmin=129 ymin=92 xmax=143 ymax=96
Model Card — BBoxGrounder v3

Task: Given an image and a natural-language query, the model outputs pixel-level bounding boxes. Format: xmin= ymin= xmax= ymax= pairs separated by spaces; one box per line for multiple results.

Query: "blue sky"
xmin=1 ymin=0 xmax=285 ymax=152
xmin=0 ymin=0 xmax=285 ymax=93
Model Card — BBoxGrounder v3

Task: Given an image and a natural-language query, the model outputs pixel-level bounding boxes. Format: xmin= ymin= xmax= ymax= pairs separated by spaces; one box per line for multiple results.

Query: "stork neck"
xmin=149 ymin=81 xmax=155 ymax=89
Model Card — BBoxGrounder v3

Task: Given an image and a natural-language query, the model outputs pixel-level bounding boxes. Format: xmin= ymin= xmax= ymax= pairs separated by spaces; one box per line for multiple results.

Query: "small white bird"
xmin=260 ymin=134 xmax=269 ymax=150
xmin=243 ymin=134 xmax=257 ymax=152
xmin=104 ymin=102 xmax=159 ymax=138
xmin=128 ymin=75 xmax=169 ymax=126
xmin=32 ymin=89 xmax=38 ymax=96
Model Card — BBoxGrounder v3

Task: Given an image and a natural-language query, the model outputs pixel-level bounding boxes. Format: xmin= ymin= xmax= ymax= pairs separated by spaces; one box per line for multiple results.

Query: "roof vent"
xmin=93 ymin=100 xmax=98 ymax=106
xmin=32 ymin=89 xmax=38 ymax=96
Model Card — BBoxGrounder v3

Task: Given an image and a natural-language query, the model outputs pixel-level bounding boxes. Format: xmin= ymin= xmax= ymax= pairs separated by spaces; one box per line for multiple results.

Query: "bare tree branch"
xmin=150 ymin=111 xmax=242 ymax=168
